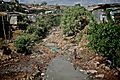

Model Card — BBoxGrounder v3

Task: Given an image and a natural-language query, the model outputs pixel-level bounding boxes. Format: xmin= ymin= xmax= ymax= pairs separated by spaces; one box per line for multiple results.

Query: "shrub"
xmin=26 ymin=26 xmax=36 ymax=34
xmin=75 ymin=32 xmax=83 ymax=44
xmin=35 ymin=15 xmax=61 ymax=36
xmin=46 ymin=16 xmax=61 ymax=27
xmin=14 ymin=33 xmax=38 ymax=54
xmin=60 ymin=5 xmax=91 ymax=36
xmin=17 ymin=15 xmax=30 ymax=30
xmin=88 ymin=22 xmax=120 ymax=66
xmin=14 ymin=33 xmax=30 ymax=53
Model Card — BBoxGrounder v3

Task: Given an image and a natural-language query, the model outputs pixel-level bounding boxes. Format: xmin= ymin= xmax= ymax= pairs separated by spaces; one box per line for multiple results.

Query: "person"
xmin=74 ymin=48 xmax=77 ymax=59
xmin=73 ymin=48 xmax=78 ymax=70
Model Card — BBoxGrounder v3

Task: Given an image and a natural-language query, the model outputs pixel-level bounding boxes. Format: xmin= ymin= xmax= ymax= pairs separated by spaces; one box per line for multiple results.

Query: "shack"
xmin=8 ymin=12 xmax=23 ymax=29
xmin=0 ymin=12 xmax=24 ymax=39
xmin=0 ymin=12 xmax=12 ymax=39
xmin=88 ymin=3 xmax=120 ymax=23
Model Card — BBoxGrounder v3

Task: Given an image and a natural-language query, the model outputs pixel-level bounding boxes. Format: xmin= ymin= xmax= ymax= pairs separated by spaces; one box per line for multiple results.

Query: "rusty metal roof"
xmin=0 ymin=12 xmax=7 ymax=16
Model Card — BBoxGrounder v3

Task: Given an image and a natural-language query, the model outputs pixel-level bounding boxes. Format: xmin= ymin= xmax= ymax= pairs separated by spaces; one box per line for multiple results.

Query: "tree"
xmin=56 ymin=5 xmax=60 ymax=10
xmin=40 ymin=1 xmax=47 ymax=6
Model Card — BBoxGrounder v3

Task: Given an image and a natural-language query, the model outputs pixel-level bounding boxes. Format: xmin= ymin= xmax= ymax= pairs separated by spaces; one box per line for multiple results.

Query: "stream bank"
xmin=0 ymin=27 xmax=119 ymax=80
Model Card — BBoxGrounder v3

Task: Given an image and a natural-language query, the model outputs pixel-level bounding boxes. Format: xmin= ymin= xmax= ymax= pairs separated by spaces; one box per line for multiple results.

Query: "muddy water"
xmin=45 ymin=55 xmax=90 ymax=80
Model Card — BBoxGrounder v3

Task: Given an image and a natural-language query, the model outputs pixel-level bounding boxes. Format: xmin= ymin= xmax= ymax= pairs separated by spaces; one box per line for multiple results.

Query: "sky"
xmin=3 ymin=0 xmax=120 ymax=6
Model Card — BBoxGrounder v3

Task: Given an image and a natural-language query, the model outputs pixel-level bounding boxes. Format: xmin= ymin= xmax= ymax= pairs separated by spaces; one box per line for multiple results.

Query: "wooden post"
xmin=2 ymin=16 xmax=7 ymax=41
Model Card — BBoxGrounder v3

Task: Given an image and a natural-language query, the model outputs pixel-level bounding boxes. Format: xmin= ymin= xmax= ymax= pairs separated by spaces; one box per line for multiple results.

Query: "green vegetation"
xmin=75 ymin=32 xmax=84 ymax=44
xmin=14 ymin=15 xmax=61 ymax=54
xmin=60 ymin=5 xmax=120 ymax=68
xmin=17 ymin=15 xmax=29 ymax=30
xmin=46 ymin=15 xmax=61 ymax=27
xmin=14 ymin=33 xmax=36 ymax=54
xmin=14 ymin=16 xmax=45 ymax=54
xmin=0 ymin=0 xmax=25 ymax=12
xmin=60 ymin=5 xmax=91 ymax=36
xmin=88 ymin=22 xmax=120 ymax=67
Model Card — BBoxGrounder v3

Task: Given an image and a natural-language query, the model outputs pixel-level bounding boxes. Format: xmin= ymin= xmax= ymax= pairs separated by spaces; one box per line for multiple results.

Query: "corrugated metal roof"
xmin=88 ymin=3 xmax=120 ymax=11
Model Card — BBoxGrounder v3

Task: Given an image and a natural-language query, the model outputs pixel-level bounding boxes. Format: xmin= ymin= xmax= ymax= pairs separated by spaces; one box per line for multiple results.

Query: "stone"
xmin=104 ymin=66 xmax=110 ymax=71
xmin=80 ymin=48 xmax=83 ymax=50
xmin=95 ymin=74 xmax=104 ymax=78
xmin=30 ymin=55 xmax=36 ymax=58
xmin=41 ymin=73 xmax=45 ymax=76
xmin=79 ymin=69 xmax=87 ymax=74
xmin=96 ymin=62 xmax=100 ymax=65
xmin=94 ymin=61 xmax=100 ymax=67
xmin=79 ymin=69 xmax=84 ymax=72
xmin=99 ymin=64 xmax=106 ymax=68
xmin=114 ymin=72 xmax=119 ymax=76
xmin=0 ymin=52 xmax=3 ymax=56
xmin=116 ymin=67 xmax=120 ymax=71
xmin=86 ymin=70 xmax=97 ymax=74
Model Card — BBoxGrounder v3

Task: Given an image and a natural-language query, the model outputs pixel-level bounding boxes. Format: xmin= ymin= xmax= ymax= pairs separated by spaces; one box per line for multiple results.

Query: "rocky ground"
xmin=0 ymin=27 xmax=120 ymax=80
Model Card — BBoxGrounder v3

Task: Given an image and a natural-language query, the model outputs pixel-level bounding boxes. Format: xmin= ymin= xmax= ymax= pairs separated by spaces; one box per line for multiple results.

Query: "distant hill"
xmin=4 ymin=0 xmax=120 ymax=6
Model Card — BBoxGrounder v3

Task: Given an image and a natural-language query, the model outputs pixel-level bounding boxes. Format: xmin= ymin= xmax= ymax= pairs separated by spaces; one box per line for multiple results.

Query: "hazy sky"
xmin=4 ymin=0 xmax=120 ymax=6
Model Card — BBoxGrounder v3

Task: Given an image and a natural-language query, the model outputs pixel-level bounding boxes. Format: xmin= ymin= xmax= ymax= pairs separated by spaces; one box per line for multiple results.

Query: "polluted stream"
xmin=43 ymin=40 xmax=91 ymax=80
xmin=45 ymin=55 xmax=90 ymax=80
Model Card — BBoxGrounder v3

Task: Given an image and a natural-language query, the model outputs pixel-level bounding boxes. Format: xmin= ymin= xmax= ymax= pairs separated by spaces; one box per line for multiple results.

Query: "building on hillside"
xmin=88 ymin=3 xmax=120 ymax=23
